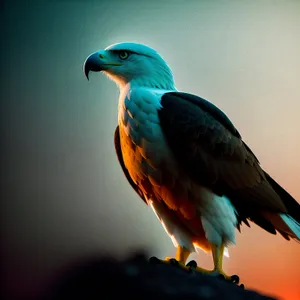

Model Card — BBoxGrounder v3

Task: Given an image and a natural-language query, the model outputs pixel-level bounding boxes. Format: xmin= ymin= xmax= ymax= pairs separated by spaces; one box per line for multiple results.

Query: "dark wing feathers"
xmin=158 ymin=92 xmax=266 ymax=193
xmin=158 ymin=92 xmax=300 ymax=234
xmin=264 ymin=171 xmax=300 ymax=223
xmin=114 ymin=126 xmax=147 ymax=205
xmin=175 ymin=92 xmax=242 ymax=138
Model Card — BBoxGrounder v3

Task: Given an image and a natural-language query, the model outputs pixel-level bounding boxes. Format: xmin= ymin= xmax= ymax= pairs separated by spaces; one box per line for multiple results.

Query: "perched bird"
xmin=83 ymin=42 xmax=300 ymax=281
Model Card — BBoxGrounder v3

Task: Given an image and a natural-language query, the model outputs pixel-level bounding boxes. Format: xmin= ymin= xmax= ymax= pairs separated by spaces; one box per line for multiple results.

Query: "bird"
xmin=83 ymin=42 xmax=300 ymax=282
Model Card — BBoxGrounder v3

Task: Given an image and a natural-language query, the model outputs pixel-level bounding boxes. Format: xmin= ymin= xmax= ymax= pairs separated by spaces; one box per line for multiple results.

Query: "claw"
xmin=215 ymin=271 xmax=237 ymax=283
xmin=190 ymin=266 xmax=240 ymax=286
xmin=186 ymin=260 xmax=197 ymax=269
xmin=230 ymin=275 xmax=240 ymax=284
xmin=150 ymin=256 xmax=242 ymax=287
xmin=168 ymin=258 xmax=179 ymax=266
xmin=186 ymin=260 xmax=197 ymax=272
xmin=149 ymin=256 xmax=189 ymax=271
xmin=217 ymin=273 xmax=242 ymax=286
xmin=149 ymin=256 xmax=161 ymax=264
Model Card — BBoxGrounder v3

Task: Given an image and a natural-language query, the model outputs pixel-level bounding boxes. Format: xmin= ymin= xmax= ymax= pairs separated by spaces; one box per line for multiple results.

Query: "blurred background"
xmin=1 ymin=0 xmax=300 ymax=299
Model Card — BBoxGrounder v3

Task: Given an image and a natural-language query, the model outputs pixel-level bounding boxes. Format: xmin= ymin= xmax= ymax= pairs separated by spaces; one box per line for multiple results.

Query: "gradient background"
xmin=1 ymin=0 xmax=300 ymax=299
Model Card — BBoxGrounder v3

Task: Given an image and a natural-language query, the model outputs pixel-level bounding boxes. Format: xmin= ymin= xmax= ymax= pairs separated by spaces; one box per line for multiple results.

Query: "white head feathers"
xmin=102 ymin=42 xmax=176 ymax=90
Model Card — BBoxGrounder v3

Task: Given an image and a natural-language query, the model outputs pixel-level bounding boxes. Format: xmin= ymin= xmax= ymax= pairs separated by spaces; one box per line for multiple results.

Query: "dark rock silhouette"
xmin=44 ymin=252 xmax=277 ymax=300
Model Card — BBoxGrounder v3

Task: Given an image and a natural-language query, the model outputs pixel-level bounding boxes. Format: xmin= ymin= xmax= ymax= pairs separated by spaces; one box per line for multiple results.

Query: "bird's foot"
xmin=149 ymin=257 xmax=244 ymax=289
xmin=186 ymin=260 xmax=242 ymax=287
xmin=149 ymin=256 xmax=190 ymax=272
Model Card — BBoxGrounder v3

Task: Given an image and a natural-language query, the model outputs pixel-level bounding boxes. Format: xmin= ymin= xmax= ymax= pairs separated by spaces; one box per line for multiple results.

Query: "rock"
xmin=44 ymin=252 xmax=277 ymax=300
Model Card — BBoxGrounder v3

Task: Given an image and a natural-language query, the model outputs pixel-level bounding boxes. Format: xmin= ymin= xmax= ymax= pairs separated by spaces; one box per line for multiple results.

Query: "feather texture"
xmin=158 ymin=92 xmax=300 ymax=239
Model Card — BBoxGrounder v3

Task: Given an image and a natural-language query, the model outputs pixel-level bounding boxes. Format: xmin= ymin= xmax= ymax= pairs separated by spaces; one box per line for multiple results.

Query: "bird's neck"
xmin=117 ymin=81 xmax=176 ymax=126
xmin=110 ymin=73 xmax=176 ymax=91
xmin=128 ymin=76 xmax=176 ymax=90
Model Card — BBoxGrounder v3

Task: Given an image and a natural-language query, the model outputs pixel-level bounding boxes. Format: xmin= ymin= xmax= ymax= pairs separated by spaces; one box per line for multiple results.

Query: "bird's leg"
xmin=211 ymin=243 xmax=230 ymax=279
xmin=167 ymin=245 xmax=191 ymax=264
xmin=188 ymin=243 xmax=240 ymax=284
xmin=149 ymin=244 xmax=240 ymax=284
xmin=150 ymin=243 xmax=241 ymax=285
xmin=211 ymin=243 xmax=240 ymax=284
xmin=150 ymin=245 xmax=191 ymax=271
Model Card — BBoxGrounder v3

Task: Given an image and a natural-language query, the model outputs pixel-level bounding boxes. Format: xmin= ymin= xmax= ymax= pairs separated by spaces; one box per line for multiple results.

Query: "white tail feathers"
xmin=280 ymin=214 xmax=300 ymax=240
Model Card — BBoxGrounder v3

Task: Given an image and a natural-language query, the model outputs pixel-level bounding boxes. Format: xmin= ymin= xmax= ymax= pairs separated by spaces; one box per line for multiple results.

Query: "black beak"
xmin=83 ymin=52 xmax=104 ymax=80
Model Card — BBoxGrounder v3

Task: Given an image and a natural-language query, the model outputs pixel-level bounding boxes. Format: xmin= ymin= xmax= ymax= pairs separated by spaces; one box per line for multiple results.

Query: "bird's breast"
xmin=117 ymin=87 xmax=179 ymax=193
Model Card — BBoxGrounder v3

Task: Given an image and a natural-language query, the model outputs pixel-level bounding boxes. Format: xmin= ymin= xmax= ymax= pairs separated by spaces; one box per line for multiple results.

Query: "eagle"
xmin=83 ymin=42 xmax=300 ymax=281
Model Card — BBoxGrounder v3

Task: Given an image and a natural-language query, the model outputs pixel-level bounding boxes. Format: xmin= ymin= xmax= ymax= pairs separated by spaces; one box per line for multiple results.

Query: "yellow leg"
xmin=175 ymin=245 xmax=191 ymax=264
xmin=193 ymin=243 xmax=226 ymax=276
xmin=211 ymin=243 xmax=231 ymax=280
xmin=164 ymin=244 xmax=226 ymax=275
xmin=146 ymin=246 xmax=191 ymax=271
xmin=192 ymin=243 xmax=239 ymax=283
xmin=150 ymin=243 xmax=240 ymax=284
xmin=165 ymin=245 xmax=191 ymax=264
xmin=162 ymin=246 xmax=191 ymax=271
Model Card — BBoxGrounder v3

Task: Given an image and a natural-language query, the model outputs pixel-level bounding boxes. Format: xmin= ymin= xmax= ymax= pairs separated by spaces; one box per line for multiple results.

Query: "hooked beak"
xmin=83 ymin=51 xmax=121 ymax=80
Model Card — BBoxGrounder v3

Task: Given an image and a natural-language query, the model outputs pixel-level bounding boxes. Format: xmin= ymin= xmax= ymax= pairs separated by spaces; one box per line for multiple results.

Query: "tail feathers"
xmin=263 ymin=212 xmax=300 ymax=241
xmin=264 ymin=171 xmax=300 ymax=241
xmin=280 ymin=214 xmax=300 ymax=240
xmin=264 ymin=171 xmax=300 ymax=222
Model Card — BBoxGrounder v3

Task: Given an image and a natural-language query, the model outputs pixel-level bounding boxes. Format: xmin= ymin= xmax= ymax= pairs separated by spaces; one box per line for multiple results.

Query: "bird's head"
xmin=83 ymin=42 xmax=175 ymax=90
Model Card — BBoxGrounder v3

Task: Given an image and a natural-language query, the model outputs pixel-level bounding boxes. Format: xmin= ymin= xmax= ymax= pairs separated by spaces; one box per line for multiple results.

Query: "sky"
xmin=1 ymin=0 xmax=300 ymax=299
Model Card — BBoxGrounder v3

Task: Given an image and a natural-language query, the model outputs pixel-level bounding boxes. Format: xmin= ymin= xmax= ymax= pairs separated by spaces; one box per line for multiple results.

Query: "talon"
xmin=186 ymin=260 xmax=197 ymax=273
xmin=230 ymin=275 xmax=240 ymax=284
xmin=186 ymin=260 xmax=197 ymax=269
xmin=169 ymin=258 xmax=179 ymax=266
xmin=149 ymin=256 xmax=189 ymax=271
xmin=149 ymin=245 xmax=243 ymax=286
xmin=149 ymin=256 xmax=161 ymax=264
xmin=216 ymin=272 xmax=240 ymax=284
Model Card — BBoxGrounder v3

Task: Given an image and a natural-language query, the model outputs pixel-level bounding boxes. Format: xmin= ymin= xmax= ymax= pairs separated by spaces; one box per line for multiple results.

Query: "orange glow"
xmin=149 ymin=199 xmax=300 ymax=299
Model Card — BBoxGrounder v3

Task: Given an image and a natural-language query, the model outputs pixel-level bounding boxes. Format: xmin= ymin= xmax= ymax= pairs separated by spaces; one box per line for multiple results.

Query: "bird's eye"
xmin=118 ymin=51 xmax=129 ymax=60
